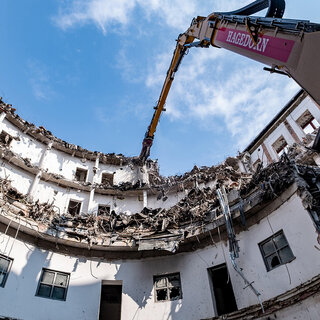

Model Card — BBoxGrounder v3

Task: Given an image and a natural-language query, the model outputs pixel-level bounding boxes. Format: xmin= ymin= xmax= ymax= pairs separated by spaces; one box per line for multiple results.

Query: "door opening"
xmin=99 ymin=281 xmax=122 ymax=320
xmin=208 ymin=264 xmax=238 ymax=316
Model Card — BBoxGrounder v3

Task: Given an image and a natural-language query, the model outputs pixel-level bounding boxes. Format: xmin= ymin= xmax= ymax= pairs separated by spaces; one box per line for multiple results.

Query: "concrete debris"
xmin=1 ymin=99 xmax=320 ymax=251
xmin=96 ymin=180 xmax=146 ymax=191
xmin=2 ymin=151 xmax=320 ymax=251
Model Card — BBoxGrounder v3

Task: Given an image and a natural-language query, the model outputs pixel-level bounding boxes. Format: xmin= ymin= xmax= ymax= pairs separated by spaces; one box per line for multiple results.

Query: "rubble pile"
xmin=1 ymin=154 xmax=314 ymax=247
xmin=0 ymin=177 xmax=57 ymax=222
xmin=1 ymin=96 xmax=320 ymax=250
xmin=149 ymin=156 xmax=251 ymax=195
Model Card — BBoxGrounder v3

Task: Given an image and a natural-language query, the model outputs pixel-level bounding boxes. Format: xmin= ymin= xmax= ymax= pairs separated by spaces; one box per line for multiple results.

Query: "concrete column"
xmin=87 ymin=153 xmax=100 ymax=214
xmin=284 ymin=119 xmax=300 ymax=143
xmin=28 ymin=142 xmax=53 ymax=199
xmin=261 ymin=142 xmax=273 ymax=165
xmin=143 ymin=190 xmax=148 ymax=208
xmin=88 ymin=188 xmax=95 ymax=214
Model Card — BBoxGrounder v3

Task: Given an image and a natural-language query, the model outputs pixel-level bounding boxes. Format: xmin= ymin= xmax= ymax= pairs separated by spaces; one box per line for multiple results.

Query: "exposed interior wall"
xmin=250 ymin=95 xmax=320 ymax=166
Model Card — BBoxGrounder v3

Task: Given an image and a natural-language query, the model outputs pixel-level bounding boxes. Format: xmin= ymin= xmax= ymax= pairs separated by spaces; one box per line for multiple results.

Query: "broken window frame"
xmin=97 ymin=204 xmax=110 ymax=216
xmin=0 ymin=130 xmax=13 ymax=146
xmin=259 ymin=230 xmax=295 ymax=272
xmin=153 ymin=273 xmax=182 ymax=302
xmin=272 ymin=136 xmax=288 ymax=158
xmin=101 ymin=172 xmax=114 ymax=186
xmin=297 ymin=110 xmax=320 ymax=134
xmin=302 ymin=117 xmax=320 ymax=134
xmin=0 ymin=254 xmax=13 ymax=288
xmin=74 ymin=167 xmax=88 ymax=182
xmin=67 ymin=199 xmax=82 ymax=216
xmin=36 ymin=268 xmax=70 ymax=301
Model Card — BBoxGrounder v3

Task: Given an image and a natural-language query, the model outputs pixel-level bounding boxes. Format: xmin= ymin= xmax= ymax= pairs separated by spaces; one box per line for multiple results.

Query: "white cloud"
xmin=54 ymin=0 xmax=300 ymax=152
xmin=55 ymin=0 xmax=136 ymax=34
xmin=55 ymin=0 xmax=251 ymax=33
xmin=146 ymin=47 xmax=299 ymax=150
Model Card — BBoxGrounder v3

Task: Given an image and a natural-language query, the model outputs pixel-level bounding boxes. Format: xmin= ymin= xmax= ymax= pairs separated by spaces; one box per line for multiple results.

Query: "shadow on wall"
xmin=0 ymin=247 xmax=100 ymax=320
xmin=114 ymin=261 xmax=187 ymax=320
xmin=0 ymin=245 xmax=50 ymax=319
xmin=114 ymin=261 xmax=153 ymax=319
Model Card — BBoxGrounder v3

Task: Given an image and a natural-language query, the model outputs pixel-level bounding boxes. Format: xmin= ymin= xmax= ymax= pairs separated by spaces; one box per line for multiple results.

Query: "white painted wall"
xmin=0 ymin=163 xmax=33 ymax=195
xmin=1 ymin=120 xmax=45 ymax=166
xmin=1 ymin=193 xmax=320 ymax=320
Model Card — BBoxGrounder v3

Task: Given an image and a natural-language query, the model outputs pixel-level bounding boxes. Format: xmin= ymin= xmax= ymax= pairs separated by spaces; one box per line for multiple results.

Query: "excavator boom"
xmin=139 ymin=0 xmax=320 ymax=163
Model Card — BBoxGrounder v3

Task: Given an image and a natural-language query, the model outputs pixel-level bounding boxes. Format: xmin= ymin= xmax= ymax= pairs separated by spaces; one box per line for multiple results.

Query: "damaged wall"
xmin=1 ymin=189 xmax=320 ymax=320
xmin=248 ymin=92 xmax=320 ymax=167
xmin=1 ymin=94 xmax=320 ymax=320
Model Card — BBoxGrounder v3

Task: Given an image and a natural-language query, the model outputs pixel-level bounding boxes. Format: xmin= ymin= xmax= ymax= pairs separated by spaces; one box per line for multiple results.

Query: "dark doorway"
xmin=208 ymin=264 xmax=238 ymax=316
xmin=99 ymin=283 xmax=122 ymax=320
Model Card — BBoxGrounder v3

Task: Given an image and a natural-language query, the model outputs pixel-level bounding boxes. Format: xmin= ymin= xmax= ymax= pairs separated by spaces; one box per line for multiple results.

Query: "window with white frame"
xmin=36 ymin=269 xmax=70 ymax=301
xmin=153 ymin=273 xmax=182 ymax=302
xmin=0 ymin=254 xmax=13 ymax=288
xmin=259 ymin=230 xmax=295 ymax=271
xmin=297 ymin=110 xmax=320 ymax=134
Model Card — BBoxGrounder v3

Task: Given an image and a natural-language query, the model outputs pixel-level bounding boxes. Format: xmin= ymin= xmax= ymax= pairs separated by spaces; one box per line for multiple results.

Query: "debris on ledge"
xmin=1 ymin=135 xmax=320 ymax=253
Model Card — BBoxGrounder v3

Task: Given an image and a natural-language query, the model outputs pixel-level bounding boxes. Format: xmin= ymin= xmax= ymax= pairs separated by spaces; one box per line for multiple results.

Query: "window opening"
xmin=75 ymin=168 xmax=87 ymax=182
xmin=297 ymin=110 xmax=320 ymax=134
xmin=0 ymin=254 xmax=13 ymax=288
xmin=0 ymin=131 xmax=13 ymax=146
xmin=98 ymin=205 xmax=110 ymax=216
xmin=272 ymin=136 xmax=288 ymax=157
xmin=36 ymin=269 xmax=70 ymax=301
xmin=259 ymin=230 xmax=295 ymax=271
xmin=67 ymin=199 xmax=81 ymax=216
xmin=208 ymin=264 xmax=237 ymax=316
xmin=154 ymin=273 xmax=182 ymax=302
xmin=99 ymin=284 xmax=122 ymax=320
xmin=101 ymin=172 xmax=114 ymax=186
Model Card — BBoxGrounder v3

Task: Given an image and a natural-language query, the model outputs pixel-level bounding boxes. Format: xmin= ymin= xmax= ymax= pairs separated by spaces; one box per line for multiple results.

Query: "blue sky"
xmin=1 ymin=1 xmax=319 ymax=176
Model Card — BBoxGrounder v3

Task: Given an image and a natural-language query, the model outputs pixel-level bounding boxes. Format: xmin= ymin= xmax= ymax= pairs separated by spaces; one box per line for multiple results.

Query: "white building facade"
xmin=0 ymin=93 xmax=320 ymax=320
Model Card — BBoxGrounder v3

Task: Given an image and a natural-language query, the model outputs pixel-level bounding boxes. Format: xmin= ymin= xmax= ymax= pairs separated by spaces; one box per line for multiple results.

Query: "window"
xmin=272 ymin=136 xmax=288 ymax=157
xmin=67 ymin=199 xmax=81 ymax=216
xmin=208 ymin=264 xmax=237 ymax=316
xmin=259 ymin=230 xmax=295 ymax=271
xmin=101 ymin=172 xmax=114 ymax=186
xmin=0 ymin=254 xmax=13 ymax=288
xmin=36 ymin=269 xmax=70 ymax=301
xmin=75 ymin=168 xmax=87 ymax=182
xmin=153 ymin=273 xmax=182 ymax=302
xmin=297 ymin=110 xmax=320 ymax=134
xmin=0 ymin=131 xmax=13 ymax=146
xmin=98 ymin=205 xmax=110 ymax=216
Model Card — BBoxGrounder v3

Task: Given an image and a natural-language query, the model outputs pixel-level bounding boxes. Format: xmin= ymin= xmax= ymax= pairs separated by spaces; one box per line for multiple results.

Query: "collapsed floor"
xmin=1 ymin=137 xmax=320 ymax=253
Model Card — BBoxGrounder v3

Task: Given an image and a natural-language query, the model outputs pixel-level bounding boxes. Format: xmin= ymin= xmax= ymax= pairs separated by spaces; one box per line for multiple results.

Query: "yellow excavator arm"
xmin=139 ymin=0 xmax=320 ymax=163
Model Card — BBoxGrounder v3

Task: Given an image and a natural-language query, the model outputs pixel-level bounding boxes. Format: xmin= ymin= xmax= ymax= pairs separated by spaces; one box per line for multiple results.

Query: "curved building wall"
xmin=1 ymin=100 xmax=320 ymax=320
xmin=1 ymin=187 xmax=320 ymax=320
